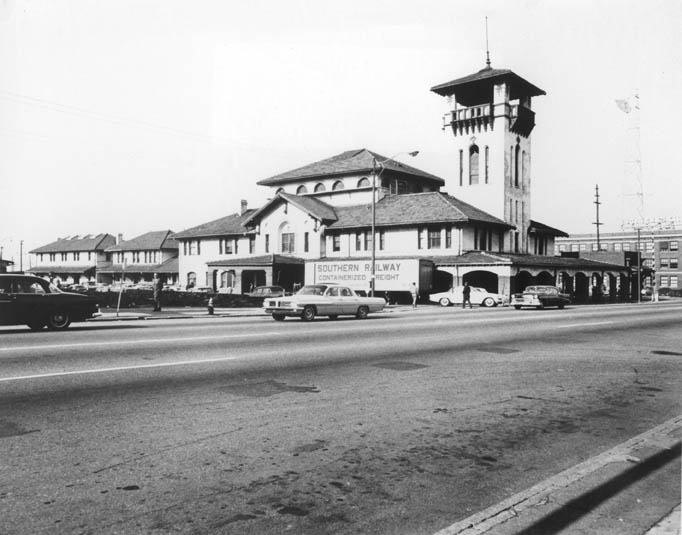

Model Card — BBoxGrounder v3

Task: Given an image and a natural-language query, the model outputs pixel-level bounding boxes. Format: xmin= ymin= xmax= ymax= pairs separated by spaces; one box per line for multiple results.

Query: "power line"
xmin=0 ymin=89 xmax=239 ymax=145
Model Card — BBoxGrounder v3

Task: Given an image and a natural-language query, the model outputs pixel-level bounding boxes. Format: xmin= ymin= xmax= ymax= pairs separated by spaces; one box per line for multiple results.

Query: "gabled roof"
xmin=256 ymin=148 xmax=445 ymax=186
xmin=427 ymin=251 xmax=628 ymax=271
xmin=29 ymin=233 xmax=116 ymax=254
xmin=431 ymin=66 xmax=545 ymax=106
xmin=173 ymin=210 xmax=257 ymax=239
xmin=327 ymin=192 xmax=510 ymax=230
xmin=106 ymin=230 xmax=178 ymax=252
xmin=529 ymin=220 xmax=568 ymax=237
xmin=243 ymin=193 xmax=338 ymax=226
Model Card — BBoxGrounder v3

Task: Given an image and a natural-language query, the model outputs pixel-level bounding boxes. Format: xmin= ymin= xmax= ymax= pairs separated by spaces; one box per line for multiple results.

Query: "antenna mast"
xmin=485 ymin=16 xmax=491 ymax=68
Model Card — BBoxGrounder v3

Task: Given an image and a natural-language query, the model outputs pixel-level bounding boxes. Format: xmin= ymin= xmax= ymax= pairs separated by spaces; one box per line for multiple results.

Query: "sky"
xmin=1 ymin=0 xmax=681 ymax=269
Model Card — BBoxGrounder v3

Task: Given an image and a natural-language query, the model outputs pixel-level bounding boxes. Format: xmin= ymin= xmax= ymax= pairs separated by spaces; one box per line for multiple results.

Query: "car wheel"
xmin=514 ymin=305 xmax=522 ymax=310
xmin=272 ymin=313 xmax=285 ymax=321
xmin=356 ymin=306 xmax=369 ymax=319
xmin=328 ymin=315 xmax=338 ymax=320
xmin=439 ymin=297 xmax=451 ymax=307
xmin=536 ymin=304 xmax=545 ymax=310
xmin=301 ymin=306 xmax=316 ymax=322
xmin=482 ymin=297 xmax=495 ymax=307
xmin=26 ymin=320 xmax=46 ymax=331
xmin=47 ymin=310 xmax=71 ymax=330
xmin=558 ymin=304 xmax=565 ymax=309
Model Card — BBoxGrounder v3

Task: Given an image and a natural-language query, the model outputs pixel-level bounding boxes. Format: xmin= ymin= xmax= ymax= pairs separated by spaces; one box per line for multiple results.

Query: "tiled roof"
xmin=529 ymin=220 xmax=568 ymax=237
xmin=97 ymin=256 xmax=178 ymax=274
xmin=106 ymin=230 xmax=178 ymax=252
xmin=328 ymin=192 xmax=510 ymax=229
xmin=257 ymin=149 xmax=445 ymax=186
xmin=428 ymin=251 xmax=628 ymax=271
xmin=244 ymin=193 xmax=338 ymax=226
xmin=174 ymin=210 xmax=257 ymax=239
xmin=27 ymin=265 xmax=97 ymax=274
xmin=207 ymin=254 xmax=305 ymax=267
xmin=29 ymin=234 xmax=116 ymax=254
xmin=430 ymin=66 xmax=546 ymax=103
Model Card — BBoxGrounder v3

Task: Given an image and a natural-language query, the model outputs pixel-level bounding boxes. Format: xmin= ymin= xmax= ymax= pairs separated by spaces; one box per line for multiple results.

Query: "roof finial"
xmin=485 ymin=16 xmax=491 ymax=68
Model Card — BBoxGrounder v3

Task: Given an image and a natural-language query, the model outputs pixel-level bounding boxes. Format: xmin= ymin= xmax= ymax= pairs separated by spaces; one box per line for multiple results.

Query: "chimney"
xmin=240 ymin=200 xmax=248 ymax=215
xmin=117 ymin=233 xmax=123 ymax=245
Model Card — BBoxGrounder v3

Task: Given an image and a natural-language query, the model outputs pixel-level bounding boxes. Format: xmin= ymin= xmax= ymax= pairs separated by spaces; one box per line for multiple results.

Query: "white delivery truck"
xmin=305 ymin=258 xmax=433 ymax=296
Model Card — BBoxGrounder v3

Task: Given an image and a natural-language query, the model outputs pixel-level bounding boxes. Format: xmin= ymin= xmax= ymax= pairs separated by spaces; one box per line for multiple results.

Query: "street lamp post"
xmin=370 ymin=151 xmax=419 ymax=297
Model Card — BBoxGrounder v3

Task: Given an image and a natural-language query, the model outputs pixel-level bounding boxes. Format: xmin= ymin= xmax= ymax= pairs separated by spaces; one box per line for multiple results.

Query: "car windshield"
xmin=297 ymin=285 xmax=326 ymax=296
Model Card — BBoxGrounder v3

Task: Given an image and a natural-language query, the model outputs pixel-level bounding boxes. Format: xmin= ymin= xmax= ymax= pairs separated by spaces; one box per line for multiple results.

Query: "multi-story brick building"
xmin=556 ymin=228 xmax=682 ymax=291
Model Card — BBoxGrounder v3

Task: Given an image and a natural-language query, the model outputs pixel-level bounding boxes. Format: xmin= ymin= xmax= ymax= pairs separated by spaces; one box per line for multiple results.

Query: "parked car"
xmin=248 ymin=285 xmax=286 ymax=298
xmin=511 ymin=285 xmax=571 ymax=310
xmin=429 ymin=286 xmax=508 ymax=307
xmin=0 ymin=274 xmax=99 ymax=331
xmin=263 ymin=283 xmax=385 ymax=321
xmin=189 ymin=286 xmax=214 ymax=293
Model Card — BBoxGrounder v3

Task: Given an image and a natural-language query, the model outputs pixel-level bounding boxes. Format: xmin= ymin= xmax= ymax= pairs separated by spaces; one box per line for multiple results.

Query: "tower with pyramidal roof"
xmin=431 ymin=57 xmax=545 ymax=254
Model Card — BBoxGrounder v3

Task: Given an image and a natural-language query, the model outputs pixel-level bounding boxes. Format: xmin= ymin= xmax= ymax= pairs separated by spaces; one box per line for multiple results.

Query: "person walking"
xmin=152 ymin=273 xmax=163 ymax=312
xmin=410 ymin=282 xmax=418 ymax=308
xmin=462 ymin=282 xmax=472 ymax=309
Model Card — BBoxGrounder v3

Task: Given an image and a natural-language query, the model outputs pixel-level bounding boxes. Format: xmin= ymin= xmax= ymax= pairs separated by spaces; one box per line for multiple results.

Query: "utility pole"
xmin=19 ymin=240 xmax=23 ymax=272
xmin=593 ymin=185 xmax=603 ymax=250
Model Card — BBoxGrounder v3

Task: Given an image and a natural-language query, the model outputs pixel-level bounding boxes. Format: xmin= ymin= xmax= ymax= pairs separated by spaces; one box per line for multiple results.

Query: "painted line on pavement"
xmin=555 ymin=321 xmax=614 ymax=329
xmin=0 ymin=356 xmax=240 ymax=382
xmin=0 ymin=331 xmax=279 ymax=353
xmin=433 ymin=415 xmax=682 ymax=535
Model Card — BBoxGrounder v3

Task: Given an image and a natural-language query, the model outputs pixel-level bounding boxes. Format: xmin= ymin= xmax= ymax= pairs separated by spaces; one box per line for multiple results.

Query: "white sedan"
xmin=429 ymin=286 xmax=509 ymax=307
xmin=264 ymin=284 xmax=386 ymax=321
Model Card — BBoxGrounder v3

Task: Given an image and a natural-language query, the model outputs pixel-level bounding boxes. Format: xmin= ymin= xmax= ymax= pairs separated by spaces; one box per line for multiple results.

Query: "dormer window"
xmin=357 ymin=177 xmax=370 ymax=188
xmin=296 ymin=185 xmax=308 ymax=194
xmin=314 ymin=183 xmax=326 ymax=192
xmin=332 ymin=180 xmax=345 ymax=191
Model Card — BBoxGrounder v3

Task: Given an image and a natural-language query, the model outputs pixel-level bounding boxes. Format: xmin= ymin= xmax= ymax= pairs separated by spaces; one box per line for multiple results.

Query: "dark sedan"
xmin=511 ymin=285 xmax=571 ymax=310
xmin=0 ymin=274 xmax=99 ymax=331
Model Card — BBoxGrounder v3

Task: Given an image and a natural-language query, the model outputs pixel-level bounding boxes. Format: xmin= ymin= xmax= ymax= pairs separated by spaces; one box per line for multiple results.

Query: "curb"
xmin=434 ymin=416 xmax=682 ymax=535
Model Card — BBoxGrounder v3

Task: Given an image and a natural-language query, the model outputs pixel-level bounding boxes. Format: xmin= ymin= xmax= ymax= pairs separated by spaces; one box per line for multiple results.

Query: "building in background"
xmin=99 ymin=230 xmax=179 ymax=286
xmin=557 ymin=228 xmax=681 ymax=292
xmin=28 ymin=234 xmax=116 ymax=286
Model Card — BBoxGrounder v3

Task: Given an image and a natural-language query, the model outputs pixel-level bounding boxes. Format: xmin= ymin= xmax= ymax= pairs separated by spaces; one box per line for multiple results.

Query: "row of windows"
xmin=111 ymin=251 xmax=161 ymax=264
xmin=277 ymin=178 xmax=372 ymax=196
xmin=38 ymin=252 xmax=94 ymax=262
xmin=659 ymin=275 xmax=680 ymax=288
xmin=659 ymin=258 xmax=679 ymax=269
xmin=559 ymin=240 xmax=679 ymax=253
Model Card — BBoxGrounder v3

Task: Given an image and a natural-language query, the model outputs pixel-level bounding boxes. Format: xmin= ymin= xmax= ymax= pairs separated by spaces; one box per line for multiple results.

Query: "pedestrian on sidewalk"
xmin=410 ymin=282 xmax=418 ymax=308
xmin=152 ymin=273 xmax=163 ymax=312
xmin=462 ymin=282 xmax=472 ymax=309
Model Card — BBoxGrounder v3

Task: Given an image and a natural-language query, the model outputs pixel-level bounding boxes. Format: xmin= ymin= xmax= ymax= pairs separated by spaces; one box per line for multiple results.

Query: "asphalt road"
xmin=1 ymin=303 xmax=681 ymax=534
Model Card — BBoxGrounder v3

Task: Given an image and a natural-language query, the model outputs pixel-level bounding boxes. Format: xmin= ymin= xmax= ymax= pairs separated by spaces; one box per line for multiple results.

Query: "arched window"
xmin=469 ymin=144 xmax=479 ymax=185
xmin=314 ymin=183 xmax=326 ymax=192
xmin=187 ymin=272 xmax=196 ymax=289
xmin=275 ymin=187 xmax=285 ymax=195
xmin=357 ymin=177 xmax=370 ymax=188
xmin=296 ymin=185 xmax=308 ymax=194
xmin=514 ymin=144 xmax=520 ymax=187
xmin=332 ymin=180 xmax=345 ymax=191
xmin=485 ymin=146 xmax=489 ymax=183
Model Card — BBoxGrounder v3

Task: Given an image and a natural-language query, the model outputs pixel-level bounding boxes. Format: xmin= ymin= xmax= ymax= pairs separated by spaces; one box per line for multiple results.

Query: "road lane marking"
xmin=0 ymin=356 xmax=239 ymax=382
xmin=556 ymin=321 xmax=614 ymax=329
xmin=0 ymin=332 xmax=280 ymax=353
